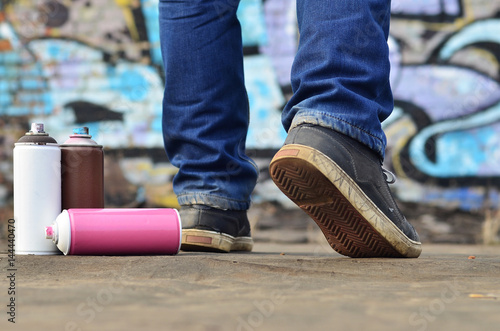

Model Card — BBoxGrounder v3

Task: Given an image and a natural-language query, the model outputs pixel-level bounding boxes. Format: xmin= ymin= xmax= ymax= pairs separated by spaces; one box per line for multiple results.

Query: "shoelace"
xmin=382 ymin=168 xmax=396 ymax=184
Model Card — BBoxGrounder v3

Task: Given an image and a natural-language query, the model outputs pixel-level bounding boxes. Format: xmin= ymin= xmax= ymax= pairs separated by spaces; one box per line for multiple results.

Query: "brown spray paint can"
xmin=61 ymin=127 xmax=104 ymax=210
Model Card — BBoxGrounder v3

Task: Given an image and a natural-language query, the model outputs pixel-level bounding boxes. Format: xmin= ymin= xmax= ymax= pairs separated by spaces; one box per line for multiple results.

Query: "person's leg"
xmin=284 ymin=0 xmax=393 ymax=157
xmin=159 ymin=0 xmax=258 ymax=252
xmin=271 ymin=0 xmax=422 ymax=258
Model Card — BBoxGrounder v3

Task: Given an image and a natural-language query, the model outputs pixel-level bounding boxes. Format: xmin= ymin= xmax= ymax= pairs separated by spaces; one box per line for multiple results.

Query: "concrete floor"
xmin=1 ymin=242 xmax=499 ymax=331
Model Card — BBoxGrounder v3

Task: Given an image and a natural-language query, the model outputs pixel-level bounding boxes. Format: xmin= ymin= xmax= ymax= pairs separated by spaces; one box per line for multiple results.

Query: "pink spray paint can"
xmin=45 ymin=209 xmax=182 ymax=255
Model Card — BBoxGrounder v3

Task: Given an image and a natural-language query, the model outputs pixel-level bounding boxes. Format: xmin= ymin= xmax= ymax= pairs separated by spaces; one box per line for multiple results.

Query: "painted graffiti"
xmin=1 ymin=0 xmax=500 ymax=211
xmin=385 ymin=0 xmax=500 ymax=209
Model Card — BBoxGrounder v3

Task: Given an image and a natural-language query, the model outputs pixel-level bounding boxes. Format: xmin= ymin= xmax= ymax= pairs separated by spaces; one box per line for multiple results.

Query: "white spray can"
xmin=13 ymin=123 xmax=61 ymax=255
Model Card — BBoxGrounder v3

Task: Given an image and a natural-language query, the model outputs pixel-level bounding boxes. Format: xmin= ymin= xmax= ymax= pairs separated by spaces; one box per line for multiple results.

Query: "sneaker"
xmin=269 ymin=124 xmax=421 ymax=258
xmin=180 ymin=205 xmax=254 ymax=252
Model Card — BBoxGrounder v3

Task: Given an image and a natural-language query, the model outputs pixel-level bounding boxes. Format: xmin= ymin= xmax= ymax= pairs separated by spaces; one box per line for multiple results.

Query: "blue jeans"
xmin=159 ymin=0 xmax=393 ymax=210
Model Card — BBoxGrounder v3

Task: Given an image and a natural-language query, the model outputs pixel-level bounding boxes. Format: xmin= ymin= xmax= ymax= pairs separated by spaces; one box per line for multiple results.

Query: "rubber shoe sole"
xmin=270 ymin=144 xmax=421 ymax=258
xmin=181 ymin=229 xmax=254 ymax=253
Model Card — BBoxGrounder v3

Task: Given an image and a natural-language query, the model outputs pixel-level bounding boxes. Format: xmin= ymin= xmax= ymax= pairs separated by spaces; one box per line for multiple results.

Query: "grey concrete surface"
xmin=1 ymin=242 xmax=499 ymax=331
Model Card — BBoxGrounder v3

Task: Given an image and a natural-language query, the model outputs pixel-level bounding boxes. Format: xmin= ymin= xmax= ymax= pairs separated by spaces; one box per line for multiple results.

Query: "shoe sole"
xmin=270 ymin=144 xmax=421 ymax=258
xmin=181 ymin=229 xmax=254 ymax=253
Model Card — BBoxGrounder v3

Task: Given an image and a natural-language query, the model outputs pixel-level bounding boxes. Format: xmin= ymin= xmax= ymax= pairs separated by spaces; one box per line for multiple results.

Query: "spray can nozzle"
xmin=26 ymin=123 xmax=48 ymax=135
xmin=72 ymin=127 xmax=89 ymax=135
xmin=45 ymin=226 xmax=54 ymax=239
xmin=45 ymin=225 xmax=59 ymax=244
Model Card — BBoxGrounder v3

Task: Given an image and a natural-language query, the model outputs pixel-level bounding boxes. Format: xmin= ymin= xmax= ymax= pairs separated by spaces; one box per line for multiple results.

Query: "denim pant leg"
xmin=159 ymin=0 xmax=258 ymax=210
xmin=283 ymin=0 xmax=393 ymax=160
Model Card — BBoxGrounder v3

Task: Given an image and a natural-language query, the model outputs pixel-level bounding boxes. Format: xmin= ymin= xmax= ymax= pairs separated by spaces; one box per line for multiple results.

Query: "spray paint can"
xmin=45 ymin=208 xmax=182 ymax=255
xmin=61 ymin=127 xmax=104 ymax=210
xmin=13 ymin=123 xmax=61 ymax=255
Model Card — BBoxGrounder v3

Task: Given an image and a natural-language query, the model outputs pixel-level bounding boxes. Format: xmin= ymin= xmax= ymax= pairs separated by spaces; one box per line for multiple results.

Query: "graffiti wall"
xmin=1 ymin=0 xmax=499 ymax=213
xmin=387 ymin=0 xmax=500 ymax=211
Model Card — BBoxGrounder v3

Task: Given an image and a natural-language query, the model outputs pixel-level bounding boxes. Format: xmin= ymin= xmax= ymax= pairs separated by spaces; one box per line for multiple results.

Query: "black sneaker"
xmin=180 ymin=205 xmax=254 ymax=252
xmin=269 ymin=124 xmax=421 ymax=258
